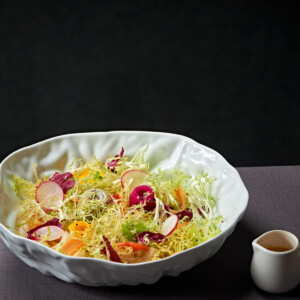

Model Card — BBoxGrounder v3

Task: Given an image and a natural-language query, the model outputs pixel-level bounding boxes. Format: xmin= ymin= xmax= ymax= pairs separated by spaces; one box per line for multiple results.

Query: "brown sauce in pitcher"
xmin=264 ymin=245 xmax=292 ymax=252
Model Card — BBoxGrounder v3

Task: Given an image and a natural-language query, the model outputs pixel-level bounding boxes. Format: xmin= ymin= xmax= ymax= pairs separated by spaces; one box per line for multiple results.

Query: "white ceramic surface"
xmin=251 ymin=230 xmax=300 ymax=294
xmin=0 ymin=131 xmax=248 ymax=286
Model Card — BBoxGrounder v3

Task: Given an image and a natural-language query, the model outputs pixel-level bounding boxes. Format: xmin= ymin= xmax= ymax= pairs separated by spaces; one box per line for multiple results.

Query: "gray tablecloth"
xmin=1 ymin=166 xmax=299 ymax=299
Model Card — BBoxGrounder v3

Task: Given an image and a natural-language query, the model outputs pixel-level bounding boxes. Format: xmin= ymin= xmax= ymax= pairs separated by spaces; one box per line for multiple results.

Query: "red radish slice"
xmin=35 ymin=181 xmax=64 ymax=209
xmin=121 ymin=169 xmax=149 ymax=192
xmin=27 ymin=218 xmax=64 ymax=241
xmin=161 ymin=215 xmax=179 ymax=236
xmin=31 ymin=226 xmax=64 ymax=241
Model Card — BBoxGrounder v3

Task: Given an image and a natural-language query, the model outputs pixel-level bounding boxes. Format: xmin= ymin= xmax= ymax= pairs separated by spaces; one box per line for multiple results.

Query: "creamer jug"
xmin=251 ymin=230 xmax=300 ymax=293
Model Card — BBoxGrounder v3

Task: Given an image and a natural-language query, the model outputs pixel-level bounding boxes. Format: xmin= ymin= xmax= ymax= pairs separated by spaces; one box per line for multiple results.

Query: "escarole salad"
xmin=12 ymin=144 xmax=223 ymax=264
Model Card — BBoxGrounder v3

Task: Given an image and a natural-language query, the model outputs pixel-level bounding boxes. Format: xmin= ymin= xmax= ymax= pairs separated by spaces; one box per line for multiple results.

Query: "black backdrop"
xmin=0 ymin=1 xmax=299 ymax=167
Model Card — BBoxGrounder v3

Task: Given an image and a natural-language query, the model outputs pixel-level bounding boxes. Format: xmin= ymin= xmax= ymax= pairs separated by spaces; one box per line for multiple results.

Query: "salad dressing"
xmin=264 ymin=245 xmax=292 ymax=252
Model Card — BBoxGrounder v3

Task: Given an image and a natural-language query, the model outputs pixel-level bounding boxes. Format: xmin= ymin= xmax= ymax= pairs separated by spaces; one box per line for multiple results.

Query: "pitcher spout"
xmin=252 ymin=237 xmax=262 ymax=252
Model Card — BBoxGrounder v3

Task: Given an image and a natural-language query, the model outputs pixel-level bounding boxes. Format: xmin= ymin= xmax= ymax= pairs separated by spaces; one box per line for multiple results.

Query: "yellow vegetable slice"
xmin=69 ymin=221 xmax=90 ymax=232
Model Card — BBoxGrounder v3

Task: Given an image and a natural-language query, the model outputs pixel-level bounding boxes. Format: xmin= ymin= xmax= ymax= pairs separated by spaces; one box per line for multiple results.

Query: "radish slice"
xmin=121 ymin=169 xmax=149 ymax=192
xmin=161 ymin=215 xmax=179 ymax=236
xmin=31 ymin=226 xmax=64 ymax=241
xmin=35 ymin=181 xmax=64 ymax=209
xmin=27 ymin=218 xmax=64 ymax=241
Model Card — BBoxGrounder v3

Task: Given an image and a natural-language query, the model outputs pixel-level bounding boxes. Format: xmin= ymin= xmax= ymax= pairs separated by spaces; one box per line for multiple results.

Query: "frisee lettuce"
xmin=13 ymin=144 xmax=223 ymax=263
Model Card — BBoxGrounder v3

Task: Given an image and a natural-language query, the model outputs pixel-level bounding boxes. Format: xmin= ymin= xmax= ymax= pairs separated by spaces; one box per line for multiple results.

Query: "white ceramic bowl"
xmin=0 ymin=131 xmax=248 ymax=286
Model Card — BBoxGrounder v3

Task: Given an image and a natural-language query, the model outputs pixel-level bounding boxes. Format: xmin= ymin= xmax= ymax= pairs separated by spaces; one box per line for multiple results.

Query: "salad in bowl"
xmin=13 ymin=144 xmax=223 ymax=264
xmin=0 ymin=131 xmax=248 ymax=285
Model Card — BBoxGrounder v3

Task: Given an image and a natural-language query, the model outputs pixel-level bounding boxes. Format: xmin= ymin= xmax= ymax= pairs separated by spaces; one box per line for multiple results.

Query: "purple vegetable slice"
xmin=176 ymin=209 xmax=193 ymax=220
xmin=27 ymin=218 xmax=64 ymax=241
xmin=197 ymin=206 xmax=209 ymax=218
xmin=102 ymin=235 xmax=122 ymax=263
xmin=49 ymin=172 xmax=75 ymax=193
xmin=107 ymin=147 xmax=124 ymax=171
xmin=136 ymin=231 xmax=166 ymax=244
xmin=129 ymin=185 xmax=156 ymax=211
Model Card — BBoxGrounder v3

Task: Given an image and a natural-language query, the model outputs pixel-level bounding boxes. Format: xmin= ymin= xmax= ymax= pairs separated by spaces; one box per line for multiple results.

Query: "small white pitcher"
xmin=251 ymin=230 xmax=300 ymax=293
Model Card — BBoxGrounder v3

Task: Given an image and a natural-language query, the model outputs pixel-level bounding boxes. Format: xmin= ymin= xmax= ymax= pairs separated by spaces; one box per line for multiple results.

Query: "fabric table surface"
xmin=1 ymin=166 xmax=299 ymax=299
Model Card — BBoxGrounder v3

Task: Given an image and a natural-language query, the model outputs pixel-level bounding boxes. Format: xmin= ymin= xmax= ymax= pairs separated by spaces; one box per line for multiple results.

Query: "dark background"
xmin=0 ymin=1 xmax=299 ymax=167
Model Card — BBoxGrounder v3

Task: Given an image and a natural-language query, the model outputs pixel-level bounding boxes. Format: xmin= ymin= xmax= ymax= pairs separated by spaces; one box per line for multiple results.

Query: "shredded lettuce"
xmin=13 ymin=144 xmax=223 ymax=263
